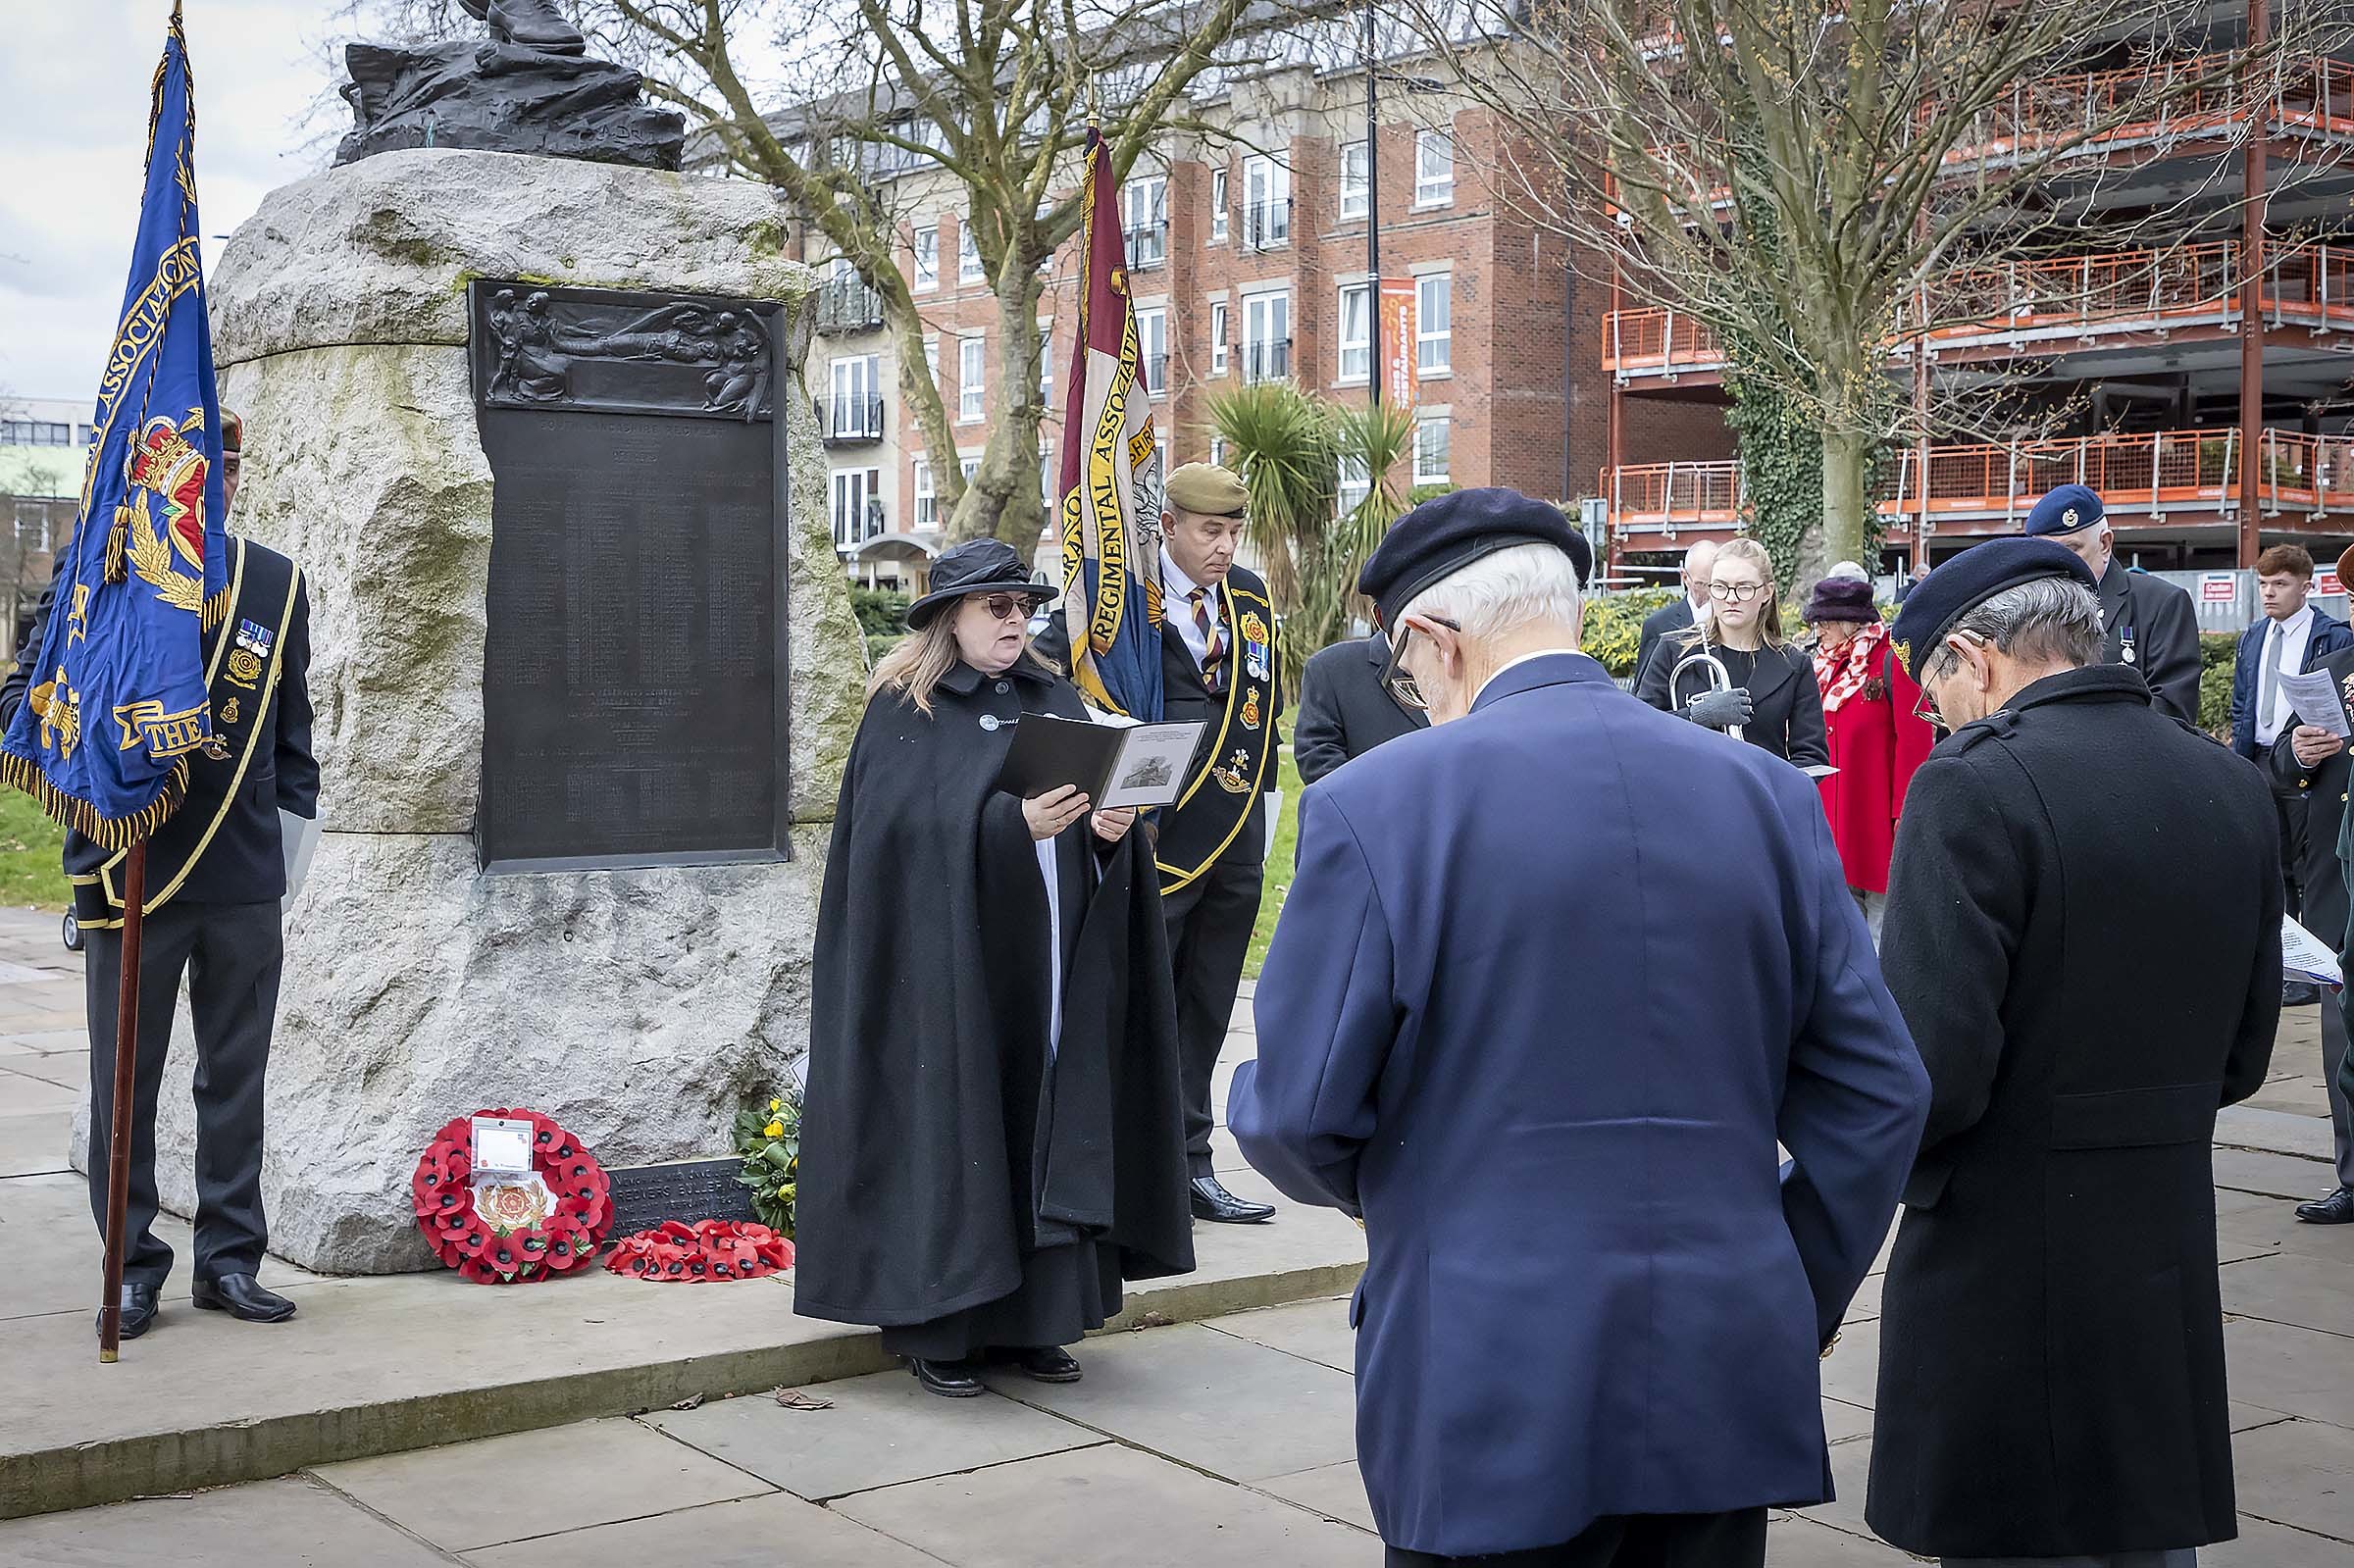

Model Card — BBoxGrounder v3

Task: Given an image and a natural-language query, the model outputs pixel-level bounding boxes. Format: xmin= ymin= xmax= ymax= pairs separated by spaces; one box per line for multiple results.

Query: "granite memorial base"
xmin=67 ymin=148 xmax=867 ymax=1274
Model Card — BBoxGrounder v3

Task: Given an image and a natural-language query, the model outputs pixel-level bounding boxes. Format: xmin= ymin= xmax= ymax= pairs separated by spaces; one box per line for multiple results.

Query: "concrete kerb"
xmin=0 ymin=1257 xmax=1362 ymax=1521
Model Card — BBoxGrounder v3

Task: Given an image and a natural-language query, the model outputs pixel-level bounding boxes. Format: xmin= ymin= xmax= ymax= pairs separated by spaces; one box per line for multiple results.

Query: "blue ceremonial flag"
xmin=1055 ymin=127 xmax=1165 ymax=721
xmin=3 ymin=5 xmax=231 ymax=847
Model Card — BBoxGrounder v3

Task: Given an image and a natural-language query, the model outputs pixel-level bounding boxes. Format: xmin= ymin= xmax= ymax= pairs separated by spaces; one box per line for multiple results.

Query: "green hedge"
xmin=850 ymin=586 xmax=911 ymax=639
xmin=1583 ymin=588 xmax=1679 ymax=678
xmin=2199 ymin=632 xmax=2234 ymax=741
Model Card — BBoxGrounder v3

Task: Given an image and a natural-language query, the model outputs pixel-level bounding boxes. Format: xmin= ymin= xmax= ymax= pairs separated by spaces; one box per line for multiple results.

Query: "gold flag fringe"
xmin=202 ymin=582 xmax=232 ymax=632
xmin=0 ymin=753 xmax=189 ymax=850
xmin=103 ymin=514 xmax=128 ymax=584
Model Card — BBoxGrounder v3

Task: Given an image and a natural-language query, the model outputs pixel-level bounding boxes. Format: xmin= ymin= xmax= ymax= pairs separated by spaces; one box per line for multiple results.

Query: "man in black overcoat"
xmin=1631 ymin=537 xmax=1716 ymax=691
xmin=1867 ymin=538 xmax=2280 ymax=1565
xmin=2267 ymin=543 xmax=2354 ymax=1222
xmin=0 ymin=410 xmax=320 ymax=1343
xmin=1292 ymin=633 xmax=1424 ymax=784
xmin=2024 ymin=483 xmax=2203 ymax=724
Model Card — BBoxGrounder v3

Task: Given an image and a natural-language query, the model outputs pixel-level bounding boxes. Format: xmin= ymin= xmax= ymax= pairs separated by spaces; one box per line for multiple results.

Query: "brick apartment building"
xmin=789 ymin=52 xmax=1731 ymax=590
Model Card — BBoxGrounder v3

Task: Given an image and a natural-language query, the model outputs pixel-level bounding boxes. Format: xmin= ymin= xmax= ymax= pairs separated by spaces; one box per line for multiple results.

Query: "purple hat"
xmin=1805 ymin=575 xmax=1878 ymax=625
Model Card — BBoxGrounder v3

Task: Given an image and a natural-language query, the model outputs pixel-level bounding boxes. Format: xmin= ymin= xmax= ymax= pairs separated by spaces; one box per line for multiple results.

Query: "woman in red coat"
xmin=1807 ymin=574 xmax=1934 ymax=936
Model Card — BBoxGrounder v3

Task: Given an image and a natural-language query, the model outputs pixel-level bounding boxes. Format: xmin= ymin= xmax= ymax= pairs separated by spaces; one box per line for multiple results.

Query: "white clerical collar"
xmin=1472 ymin=646 xmax=1584 ymax=705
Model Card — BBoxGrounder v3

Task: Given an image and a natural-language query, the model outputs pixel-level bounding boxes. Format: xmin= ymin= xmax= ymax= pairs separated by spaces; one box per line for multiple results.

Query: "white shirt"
xmin=1161 ymin=549 xmax=1225 ymax=671
xmin=1687 ymin=595 xmax=1708 ymax=622
xmin=2256 ymin=603 xmax=2316 ymax=745
xmin=1472 ymin=647 xmax=1590 ymax=706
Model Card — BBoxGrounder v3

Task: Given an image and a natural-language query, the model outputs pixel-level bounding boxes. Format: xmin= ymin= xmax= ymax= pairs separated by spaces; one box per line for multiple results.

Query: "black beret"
xmin=1356 ymin=487 xmax=1594 ymax=632
xmin=1888 ymin=538 xmax=2097 ymax=679
xmin=904 ymin=537 xmax=1054 ymax=629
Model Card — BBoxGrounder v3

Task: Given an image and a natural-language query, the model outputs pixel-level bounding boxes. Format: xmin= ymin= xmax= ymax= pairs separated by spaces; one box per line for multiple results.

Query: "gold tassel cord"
xmin=0 ymin=753 xmax=188 ymax=851
xmin=104 ymin=507 xmax=129 ymax=584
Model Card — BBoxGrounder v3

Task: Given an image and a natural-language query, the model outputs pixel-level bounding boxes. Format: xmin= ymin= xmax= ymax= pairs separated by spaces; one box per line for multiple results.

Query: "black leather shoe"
xmin=2296 ymin=1187 xmax=2354 ymax=1224
xmin=2283 ymin=982 xmax=2323 ymax=1008
xmin=191 ymin=1273 xmax=297 ymax=1322
xmin=910 ymin=1357 xmax=986 ymax=1397
xmin=1189 ymin=1175 xmax=1275 ymax=1225
xmin=95 ymin=1283 xmax=160 ymax=1343
xmin=1009 ymin=1345 xmax=1084 ymax=1383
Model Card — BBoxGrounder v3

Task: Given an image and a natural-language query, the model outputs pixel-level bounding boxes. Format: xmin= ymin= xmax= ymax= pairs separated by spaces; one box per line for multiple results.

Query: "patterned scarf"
xmin=1814 ymin=619 xmax=1889 ymax=714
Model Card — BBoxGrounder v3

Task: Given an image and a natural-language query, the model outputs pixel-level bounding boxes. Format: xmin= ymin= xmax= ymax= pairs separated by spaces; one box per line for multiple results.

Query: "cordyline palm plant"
xmin=1207 ymin=384 xmax=1417 ymax=689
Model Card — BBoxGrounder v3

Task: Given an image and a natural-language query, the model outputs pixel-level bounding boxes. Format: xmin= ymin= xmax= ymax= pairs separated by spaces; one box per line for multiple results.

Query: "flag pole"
xmin=96 ymin=840 xmax=148 ymax=1363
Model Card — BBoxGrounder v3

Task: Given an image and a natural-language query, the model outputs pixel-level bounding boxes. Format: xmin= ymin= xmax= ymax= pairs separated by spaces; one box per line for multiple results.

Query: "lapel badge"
xmin=1211 ymin=748 xmax=1253 ymax=794
xmin=1240 ymin=687 xmax=1261 ymax=732
xmin=217 ymin=696 xmax=240 ymax=728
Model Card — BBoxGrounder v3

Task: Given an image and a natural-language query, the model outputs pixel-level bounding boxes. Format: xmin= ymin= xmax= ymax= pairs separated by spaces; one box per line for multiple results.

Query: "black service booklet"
xmin=996 ymin=713 xmax=1207 ymax=809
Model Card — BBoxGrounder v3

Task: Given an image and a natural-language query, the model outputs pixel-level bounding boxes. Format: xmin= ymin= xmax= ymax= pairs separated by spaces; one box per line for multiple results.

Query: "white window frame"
xmin=912 ymin=459 xmax=938 ymax=531
xmin=831 ymin=466 xmax=884 ymax=548
xmin=1209 ymin=301 xmax=1230 ymax=376
xmin=958 ymin=220 xmax=984 ymax=284
xmin=1121 ymin=176 xmax=1167 ymax=268
xmin=1136 ymin=307 xmax=1168 ymax=397
xmin=1337 ymin=282 xmax=1371 ymax=384
xmin=1413 ymin=415 xmax=1452 ymax=484
xmin=1339 ymin=140 xmax=1370 ymax=222
xmin=1414 ymin=129 xmax=1455 ymax=209
xmin=1208 ymin=434 xmax=1228 ymax=469
xmin=1038 ymin=324 xmax=1054 ymax=403
xmin=1242 ymin=289 xmax=1291 ymax=382
xmin=1244 ymin=155 xmax=1290 ymax=249
xmin=959 ymin=454 xmax=982 ymax=484
xmin=924 ymin=336 xmax=942 ymax=384
xmin=1416 ymin=272 xmax=1453 ymax=376
xmin=958 ymin=337 xmax=986 ymax=423
xmin=829 ymin=354 xmax=882 ymax=439
xmin=912 ymin=225 xmax=939 ymax=292
xmin=1338 ymin=455 xmax=1371 ymax=516
xmin=1209 ymin=168 xmax=1230 ymax=243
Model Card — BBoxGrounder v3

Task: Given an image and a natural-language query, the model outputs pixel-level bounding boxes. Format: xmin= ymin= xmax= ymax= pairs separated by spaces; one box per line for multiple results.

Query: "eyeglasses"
xmin=1379 ymin=616 xmax=1461 ymax=711
xmin=1910 ymin=632 xmax=1983 ymax=729
xmin=974 ymin=593 xmax=1030 ymax=622
xmin=1706 ymin=581 xmax=1767 ymax=603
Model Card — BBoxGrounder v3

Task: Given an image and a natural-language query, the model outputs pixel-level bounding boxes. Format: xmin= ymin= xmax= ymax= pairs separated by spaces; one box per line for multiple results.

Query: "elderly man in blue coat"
xmin=1229 ymin=489 xmax=1931 ymax=1568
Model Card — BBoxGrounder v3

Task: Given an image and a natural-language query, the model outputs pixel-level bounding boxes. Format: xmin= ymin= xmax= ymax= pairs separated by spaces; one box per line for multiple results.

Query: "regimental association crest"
xmin=1211 ymin=747 xmax=1254 ymax=795
xmin=28 ymin=671 xmax=82 ymax=763
xmin=1891 ymin=638 xmax=1914 ymax=679
xmin=227 ymin=618 xmax=273 ymax=689
xmin=1241 ymin=686 xmax=1261 ymax=732
xmin=1240 ymin=612 xmax=1269 ymax=649
xmin=116 ymin=411 xmax=211 ymax=617
xmin=216 ymin=696 xmax=239 ymax=728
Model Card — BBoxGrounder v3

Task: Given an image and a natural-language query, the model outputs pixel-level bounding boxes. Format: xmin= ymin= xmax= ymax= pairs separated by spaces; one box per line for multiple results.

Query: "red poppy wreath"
xmin=411 ymin=1108 xmax=612 ymax=1284
xmin=604 ymin=1218 xmax=794 ymax=1283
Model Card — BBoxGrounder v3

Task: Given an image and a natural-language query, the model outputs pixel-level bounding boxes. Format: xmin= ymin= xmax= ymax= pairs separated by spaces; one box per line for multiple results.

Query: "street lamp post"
xmin=1366 ymin=0 xmax=1381 ymax=410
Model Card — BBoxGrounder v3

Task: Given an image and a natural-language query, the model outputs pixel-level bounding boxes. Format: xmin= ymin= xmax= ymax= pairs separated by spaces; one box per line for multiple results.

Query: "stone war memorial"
xmin=77 ymin=16 xmax=867 ymax=1274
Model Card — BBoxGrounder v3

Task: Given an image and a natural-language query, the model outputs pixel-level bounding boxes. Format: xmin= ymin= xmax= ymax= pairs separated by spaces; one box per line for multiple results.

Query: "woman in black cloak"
xmin=793 ymin=539 xmax=1195 ymax=1396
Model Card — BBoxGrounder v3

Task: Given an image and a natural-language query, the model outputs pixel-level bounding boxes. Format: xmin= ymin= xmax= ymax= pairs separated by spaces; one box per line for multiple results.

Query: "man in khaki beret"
xmin=1154 ymin=462 xmax=1282 ymax=1224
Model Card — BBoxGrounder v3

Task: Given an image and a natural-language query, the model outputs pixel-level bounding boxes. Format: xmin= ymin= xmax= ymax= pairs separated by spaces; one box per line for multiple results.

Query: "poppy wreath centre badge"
xmin=411 ymin=1107 xmax=612 ymax=1285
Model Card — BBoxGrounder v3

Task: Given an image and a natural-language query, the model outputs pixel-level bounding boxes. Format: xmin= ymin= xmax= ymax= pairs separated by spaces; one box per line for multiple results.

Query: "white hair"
xmin=1825 ymin=560 xmax=1869 ymax=581
xmin=1401 ymin=541 xmax=1585 ymax=642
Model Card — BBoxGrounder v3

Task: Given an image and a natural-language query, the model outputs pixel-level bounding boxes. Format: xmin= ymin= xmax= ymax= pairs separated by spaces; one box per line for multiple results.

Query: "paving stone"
xmin=0 ymin=1171 xmax=323 ymax=1320
xmin=2230 ymin=1417 xmax=2354 ymax=1543
xmin=4 ymin=1050 xmax=86 ymax=1090
xmin=1822 ymin=1396 xmax=1873 ymax=1444
xmin=2220 ymin=1198 xmax=2354 ymax=1263
xmin=1818 ymin=1318 xmax=1881 ymax=1411
xmin=2226 ymin=1318 xmax=2354 ymax=1428
xmin=832 ymin=1442 xmax=1371 ymax=1567
xmin=0 ymin=959 xmax=62 ymax=986
xmin=2234 ymin=1401 xmax=2301 ymax=1434
xmin=2214 ymin=1147 xmax=2342 ymax=1201
xmin=2203 ymin=1513 xmax=2354 ymax=1567
xmin=2222 ymin=1251 xmax=2354 ymax=1340
xmin=2218 ymin=1106 xmax=2339 ymax=1163
xmin=993 ymin=1321 xmax=1357 ymax=1482
xmin=0 ymin=1111 xmax=70 ymax=1178
xmin=644 ymin=1370 xmax=1101 ymax=1500
xmin=1791 ymin=1433 xmax=1874 ymax=1541
xmin=1160 ymin=1161 xmax=1370 ymax=1285
xmin=0 ymin=1475 xmax=450 ymax=1565
xmin=464 ymin=1492 xmax=946 ymax=1567
xmin=1254 ymin=1459 xmax=1375 ymax=1532
xmin=0 ymin=1066 xmax=78 ymax=1115
xmin=1202 ymin=1296 xmax=1356 ymax=1375
xmin=1766 ymin=1514 xmax=1912 ymax=1565
xmin=1842 ymin=1271 xmax=1884 ymax=1324
xmin=313 ymin=1416 xmax=773 ymax=1551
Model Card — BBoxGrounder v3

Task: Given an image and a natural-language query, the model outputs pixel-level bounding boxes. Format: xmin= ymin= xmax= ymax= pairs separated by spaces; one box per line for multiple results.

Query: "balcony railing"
xmin=1242 ymin=338 xmax=1292 ymax=382
xmin=819 ymin=395 xmax=886 ymax=444
xmin=1124 ymin=223 xmax=1167 ymax=270
xmin=1605 ymin=429 xmax=2354 ymax=536
xmin=1607 ymin=241 xmax=2354 ymax=380
xmin=1936 ymin=54 xmax=2354 ymax=170
xmin=1244 ymin=201 xmax=1292 ymax=251
xmin=813 ymin=279 xmax=885 ymax=333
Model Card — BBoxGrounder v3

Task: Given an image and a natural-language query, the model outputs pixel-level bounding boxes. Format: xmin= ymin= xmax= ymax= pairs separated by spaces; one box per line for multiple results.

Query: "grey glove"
xmin=1687 ymin=687 xmax=1754 ymax=731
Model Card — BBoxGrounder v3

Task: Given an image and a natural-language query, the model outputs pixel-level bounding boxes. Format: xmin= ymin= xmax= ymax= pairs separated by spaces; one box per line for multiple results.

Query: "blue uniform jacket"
xmin=2228 ymin=606 xmax=2353 ymax=757
xmin=1230 ymin=653 xmax=1929 ymax=1557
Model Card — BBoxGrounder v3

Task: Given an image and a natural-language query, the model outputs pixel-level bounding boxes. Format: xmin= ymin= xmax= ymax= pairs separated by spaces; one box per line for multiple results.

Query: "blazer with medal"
xmin=0 ymin=536 xmax=318 ymax=928
xmin=1156 ymin=562 xmax=1282 ymax=889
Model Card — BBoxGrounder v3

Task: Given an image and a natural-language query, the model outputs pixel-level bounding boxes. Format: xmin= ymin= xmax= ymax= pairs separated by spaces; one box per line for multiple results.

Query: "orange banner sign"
xmin=1380 ymin=278 xmax=1416 ymax=408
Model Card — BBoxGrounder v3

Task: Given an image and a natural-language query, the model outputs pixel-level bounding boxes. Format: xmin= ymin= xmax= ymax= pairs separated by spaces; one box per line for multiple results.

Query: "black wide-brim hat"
xmin=905 ymin=538 xmax=1057 ymax=630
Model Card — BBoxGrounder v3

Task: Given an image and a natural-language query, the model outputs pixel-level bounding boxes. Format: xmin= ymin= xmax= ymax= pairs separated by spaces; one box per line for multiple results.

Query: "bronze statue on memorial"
xmin=336 ymin=0 xmax=683 ymax=171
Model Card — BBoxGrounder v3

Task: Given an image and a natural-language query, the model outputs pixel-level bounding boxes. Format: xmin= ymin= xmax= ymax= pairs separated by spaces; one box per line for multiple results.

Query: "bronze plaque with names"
xmin=469 ymin=280 xmax=791 ymax=871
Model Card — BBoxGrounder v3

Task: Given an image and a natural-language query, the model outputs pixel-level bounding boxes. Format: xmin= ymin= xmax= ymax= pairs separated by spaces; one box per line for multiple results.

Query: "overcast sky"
xmin=0 ymin=2 xmax=344 ymax=404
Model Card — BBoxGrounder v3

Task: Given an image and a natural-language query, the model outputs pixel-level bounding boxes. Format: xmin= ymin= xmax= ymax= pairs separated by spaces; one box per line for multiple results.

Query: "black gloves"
xmin=1687 ymin=687 xmax=1755 ymax=732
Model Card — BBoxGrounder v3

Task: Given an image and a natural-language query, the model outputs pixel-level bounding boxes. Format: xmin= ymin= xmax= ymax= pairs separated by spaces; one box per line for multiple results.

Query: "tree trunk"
xmin=1817 ymin=428 xmax=1873 ymax=588
xmin=947 ymin=271 xmax=1050 ymax=550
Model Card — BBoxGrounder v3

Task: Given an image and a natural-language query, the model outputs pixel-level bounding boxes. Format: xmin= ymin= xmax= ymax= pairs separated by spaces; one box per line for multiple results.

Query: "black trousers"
xmin=1385 ymin=1508 xmax=1767 ymax=1568
xmin=2255 ymin=743 xmax=2309 ymax=917
xmin=1160 ymin=855 xmax=1264 ymax=1178
xmin=84 ymin=899 xmax=283 ymax=1290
